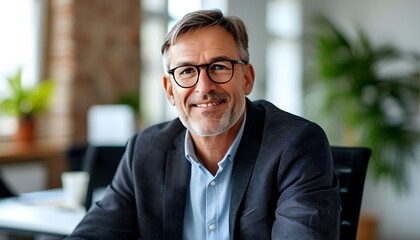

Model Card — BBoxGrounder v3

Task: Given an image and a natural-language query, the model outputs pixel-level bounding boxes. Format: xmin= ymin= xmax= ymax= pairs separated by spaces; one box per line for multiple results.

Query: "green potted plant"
xmin=304 ymin=16 xmax=420 ymax=192
xmin=305 ymin=18 xmax=420 ymax=238
xmin=0 ymin=69 xmax=55 ymax=142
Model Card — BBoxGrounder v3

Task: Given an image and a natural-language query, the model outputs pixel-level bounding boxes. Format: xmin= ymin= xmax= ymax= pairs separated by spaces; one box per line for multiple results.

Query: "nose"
xmin=195 ymin=66 xmax=216 ymax=93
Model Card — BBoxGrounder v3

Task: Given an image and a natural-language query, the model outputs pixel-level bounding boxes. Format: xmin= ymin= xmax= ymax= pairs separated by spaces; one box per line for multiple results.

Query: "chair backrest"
xmin=81 ymin=145 xmax=126 ymax=210
xmin=331 ymin=146 xmax=371 ymax=240
xmin=0 ymin=174 xmax=15 ymax=199
xmin=65 ymin=143 xmax=88 ymax=171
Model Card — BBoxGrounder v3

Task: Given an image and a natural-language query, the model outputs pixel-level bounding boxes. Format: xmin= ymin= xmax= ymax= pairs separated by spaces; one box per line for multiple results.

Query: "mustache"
xmin=188 ymin=91 xmax=228 ymax=103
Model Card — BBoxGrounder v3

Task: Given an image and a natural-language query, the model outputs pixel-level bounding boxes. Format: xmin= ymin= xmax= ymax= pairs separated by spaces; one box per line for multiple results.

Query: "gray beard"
xmin=179 ymin=102 xmax=245 ymax=137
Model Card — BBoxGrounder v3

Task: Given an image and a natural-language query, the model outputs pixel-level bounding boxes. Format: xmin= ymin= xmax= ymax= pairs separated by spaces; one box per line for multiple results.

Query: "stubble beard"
xmin=178 ymin=99 xmax=245 ymax=137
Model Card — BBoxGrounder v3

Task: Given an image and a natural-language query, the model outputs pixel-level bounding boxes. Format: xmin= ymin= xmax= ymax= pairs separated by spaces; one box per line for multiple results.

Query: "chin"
xmin=190 ymin=120 xmax=234 ymax=137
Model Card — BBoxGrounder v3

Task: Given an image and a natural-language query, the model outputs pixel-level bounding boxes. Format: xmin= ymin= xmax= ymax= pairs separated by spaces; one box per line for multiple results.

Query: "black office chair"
xmin=331 ymin=146 xmax=371 ymax=240
xmin=65 ymin=143 xmax=88 ymax=171
xmin=0 ymin=174 xmax=15 ymax=199
xmin=81 ymin=145 xmax=126 ymax=210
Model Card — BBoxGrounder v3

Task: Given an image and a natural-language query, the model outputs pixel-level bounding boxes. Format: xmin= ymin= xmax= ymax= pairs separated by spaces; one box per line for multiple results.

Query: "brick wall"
xmin=45 ymin=0 xmax=140 ymax=144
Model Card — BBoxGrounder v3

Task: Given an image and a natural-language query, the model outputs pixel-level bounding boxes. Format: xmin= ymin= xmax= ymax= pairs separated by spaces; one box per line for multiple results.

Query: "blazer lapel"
xmin=163 ymin=132 xmax=191 ymax=240
xmin=229 ymin=100 xmax=264 ymax=238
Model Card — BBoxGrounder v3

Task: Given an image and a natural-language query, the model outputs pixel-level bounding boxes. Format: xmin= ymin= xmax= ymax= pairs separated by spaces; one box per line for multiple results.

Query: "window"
xmin=266 ymin=0 xmax=302 ymax=115
xmin=0 ymin=0 xmax=47 ymax=137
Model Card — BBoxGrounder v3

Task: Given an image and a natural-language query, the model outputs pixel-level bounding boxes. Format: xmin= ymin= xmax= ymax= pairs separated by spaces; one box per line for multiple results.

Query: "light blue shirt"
xmin=182 ymin=114 xmax=246 ymax=240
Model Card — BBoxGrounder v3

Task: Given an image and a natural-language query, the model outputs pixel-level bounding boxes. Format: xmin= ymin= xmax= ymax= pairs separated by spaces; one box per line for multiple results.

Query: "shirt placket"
xmin=206 ymin=178 xmax=218 ymax=240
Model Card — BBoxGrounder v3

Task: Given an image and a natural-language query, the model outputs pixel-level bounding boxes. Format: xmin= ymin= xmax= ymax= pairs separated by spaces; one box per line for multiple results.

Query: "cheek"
xmin=230 ymin=79 xmax=247 ymax=96
xmin=172 ymin=89 xmax=190 ymax=106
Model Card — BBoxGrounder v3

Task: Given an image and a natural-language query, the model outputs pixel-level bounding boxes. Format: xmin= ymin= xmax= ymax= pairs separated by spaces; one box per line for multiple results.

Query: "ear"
xmin=163 ymin=75 xmax=176 ymax=106
xmin=243 ymin=63 xmax=255 ymax=95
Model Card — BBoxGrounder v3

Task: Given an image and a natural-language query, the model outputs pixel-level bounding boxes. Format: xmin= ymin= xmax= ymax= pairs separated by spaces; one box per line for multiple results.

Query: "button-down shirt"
xmin=182 ymin=115 xmax=246 ymax=240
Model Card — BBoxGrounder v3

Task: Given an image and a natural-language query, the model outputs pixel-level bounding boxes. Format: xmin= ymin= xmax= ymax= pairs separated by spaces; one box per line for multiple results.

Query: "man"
xmin=67 ymin=9 xmax=340 ymax=240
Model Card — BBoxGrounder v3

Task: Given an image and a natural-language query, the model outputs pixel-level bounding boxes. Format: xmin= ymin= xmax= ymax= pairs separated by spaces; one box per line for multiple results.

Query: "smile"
xmin=194 ymin=100 xmax=224 ymax=108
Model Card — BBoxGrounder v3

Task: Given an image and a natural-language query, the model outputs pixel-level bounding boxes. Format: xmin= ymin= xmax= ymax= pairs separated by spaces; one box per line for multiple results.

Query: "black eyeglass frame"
xmin=167 ymin=59 xmax=246 ymax=88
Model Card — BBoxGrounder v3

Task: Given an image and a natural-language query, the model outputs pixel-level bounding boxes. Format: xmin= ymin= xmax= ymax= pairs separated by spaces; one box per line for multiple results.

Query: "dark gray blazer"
xmin=68 ymin=99 xmax=340 ymax=240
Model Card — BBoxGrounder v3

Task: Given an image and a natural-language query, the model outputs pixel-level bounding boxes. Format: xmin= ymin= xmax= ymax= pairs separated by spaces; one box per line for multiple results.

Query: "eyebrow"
xmin=208 ymin=56 xmax=233 ymax=62
xmin=172 ymin=55 xmax=234 ymax=68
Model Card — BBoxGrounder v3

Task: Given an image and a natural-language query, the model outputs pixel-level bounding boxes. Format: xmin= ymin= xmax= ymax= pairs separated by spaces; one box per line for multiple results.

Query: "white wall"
xmin=303 ymin=1 xmax=420 ymax=239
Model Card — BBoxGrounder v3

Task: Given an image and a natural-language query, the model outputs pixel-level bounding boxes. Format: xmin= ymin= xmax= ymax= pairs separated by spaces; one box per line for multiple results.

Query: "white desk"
xmin=0 ymin=190 xmax=86 ymax=236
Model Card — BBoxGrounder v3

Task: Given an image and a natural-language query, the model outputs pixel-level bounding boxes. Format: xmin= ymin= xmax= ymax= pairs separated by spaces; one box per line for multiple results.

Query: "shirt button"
xmin=210 ymin=181 xmax=216 ymax=186
xmin=208 ymin=224 xmax=216 ymax=231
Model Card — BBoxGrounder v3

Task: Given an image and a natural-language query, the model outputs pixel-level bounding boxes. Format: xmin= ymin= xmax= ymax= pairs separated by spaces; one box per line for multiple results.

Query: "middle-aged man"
xmin=67 ymin=9 xmax=340 ymax=240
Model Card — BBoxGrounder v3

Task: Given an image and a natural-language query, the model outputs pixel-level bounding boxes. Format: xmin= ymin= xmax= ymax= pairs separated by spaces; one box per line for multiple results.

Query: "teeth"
xmin=196 ymin=102 xmax=219 ymax=108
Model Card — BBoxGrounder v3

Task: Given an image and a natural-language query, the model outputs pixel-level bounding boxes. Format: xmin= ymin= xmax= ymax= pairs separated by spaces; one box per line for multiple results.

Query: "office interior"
xmin=0 ymin=0 xmax=419 ymax=239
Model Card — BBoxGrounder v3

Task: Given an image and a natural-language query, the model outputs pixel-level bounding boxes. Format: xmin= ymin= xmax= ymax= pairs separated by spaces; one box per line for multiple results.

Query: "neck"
xmin=190 ymin=115 xmax=244 ymax=175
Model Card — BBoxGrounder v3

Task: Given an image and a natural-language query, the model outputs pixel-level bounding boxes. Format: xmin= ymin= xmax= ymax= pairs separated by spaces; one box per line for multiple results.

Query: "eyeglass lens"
xmin=173 ymin=60 xmax=235 ymax=88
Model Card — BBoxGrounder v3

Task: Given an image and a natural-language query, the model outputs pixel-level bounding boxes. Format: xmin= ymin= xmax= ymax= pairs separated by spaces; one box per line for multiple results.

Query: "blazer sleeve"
xmin=272 ymin=122 xmax=340 ymax=240
xmin=65 ymin=135 xmax=140 ymax=240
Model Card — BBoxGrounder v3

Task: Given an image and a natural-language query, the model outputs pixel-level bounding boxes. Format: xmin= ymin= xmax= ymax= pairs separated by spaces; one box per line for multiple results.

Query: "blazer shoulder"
xmin=248 ymin=99 xmax=328 ymax=144
xmin=250 ymin=99 xmax=313 ymax=126
xmin=133 ymin=118 xmax=185 ymax=151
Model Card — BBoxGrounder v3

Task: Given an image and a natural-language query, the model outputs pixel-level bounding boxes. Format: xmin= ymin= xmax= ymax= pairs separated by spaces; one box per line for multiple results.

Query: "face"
xmin=163 ymin=26 xmax=255 ymax=137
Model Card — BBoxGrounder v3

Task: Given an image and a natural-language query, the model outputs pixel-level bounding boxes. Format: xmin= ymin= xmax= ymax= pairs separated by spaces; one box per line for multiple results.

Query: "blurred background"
xmin=0 ymin=0 xmax=419 ymax=239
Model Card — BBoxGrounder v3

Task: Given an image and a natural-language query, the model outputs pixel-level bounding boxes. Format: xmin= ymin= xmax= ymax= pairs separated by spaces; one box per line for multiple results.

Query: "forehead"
xmin=166 ymin=26 xmax=239 ymax=66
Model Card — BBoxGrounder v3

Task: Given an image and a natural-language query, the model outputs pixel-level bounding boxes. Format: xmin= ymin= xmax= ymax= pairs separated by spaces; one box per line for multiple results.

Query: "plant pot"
xmin=357 ymin=214 xmax=378 ymax=240
xmin=14 ymin=117 xmax=36 ymax=143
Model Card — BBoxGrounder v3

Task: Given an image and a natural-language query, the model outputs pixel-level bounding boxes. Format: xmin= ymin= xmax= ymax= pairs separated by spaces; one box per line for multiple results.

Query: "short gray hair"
xmin=161 ymin=9 xmax=249 ymax=66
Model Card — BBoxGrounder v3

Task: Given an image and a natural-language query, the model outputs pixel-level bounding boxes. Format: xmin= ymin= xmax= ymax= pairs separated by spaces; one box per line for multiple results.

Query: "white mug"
xmin=61 ymin=171 xmax=90 ymax=208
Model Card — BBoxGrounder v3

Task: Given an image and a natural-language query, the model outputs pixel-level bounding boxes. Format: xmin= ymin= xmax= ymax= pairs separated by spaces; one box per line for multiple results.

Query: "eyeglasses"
xmin=167 ymin=60 xmax=246 ymax=88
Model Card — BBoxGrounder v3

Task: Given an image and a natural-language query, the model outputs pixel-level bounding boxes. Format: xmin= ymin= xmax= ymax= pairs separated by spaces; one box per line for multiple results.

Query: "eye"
xmin=177 ymin=66 xmax=197 ymax=76
xmin=209 ymin=61 xmax=231 ymax=72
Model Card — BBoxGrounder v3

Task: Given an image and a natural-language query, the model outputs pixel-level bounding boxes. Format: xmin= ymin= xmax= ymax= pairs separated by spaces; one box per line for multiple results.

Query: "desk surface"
xmin=0 ymin=138 xmax=67 ymax=162
xmin=0 ymin=190 xmax=85 ymax=236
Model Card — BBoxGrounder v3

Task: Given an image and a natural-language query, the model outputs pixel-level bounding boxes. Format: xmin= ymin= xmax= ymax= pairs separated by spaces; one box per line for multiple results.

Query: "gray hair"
xmin=161 ymin=9 xmax=249 ymax=67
